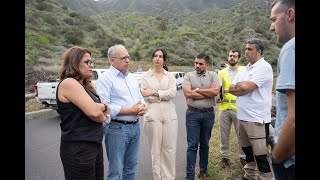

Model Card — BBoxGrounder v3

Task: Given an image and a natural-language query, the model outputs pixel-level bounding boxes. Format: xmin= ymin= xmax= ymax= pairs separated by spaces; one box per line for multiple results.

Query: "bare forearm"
xmin=272 ymin=90 xmax=295 ymax=164
xmin=229 ymin=81 xmax=255 ymax=96
xmin=119 ymin=107 xmax=134 ymax=115
xmin=196 ymin=84 xmax=220 ymax=97
xmin=184 ymin=91 xmax=207 ymax=99
xmin=197 ymin=88 xmax=219 ymax=97
xmin=229 ymin=84 xmax=242 ymax=96
xmin=118 ymin=101 xmax=146 ymax=116
xmin=272 ymin=116 xmax=295 ymax=163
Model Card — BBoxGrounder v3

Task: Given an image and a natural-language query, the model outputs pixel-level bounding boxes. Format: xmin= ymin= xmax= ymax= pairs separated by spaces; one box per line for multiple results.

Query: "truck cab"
xmin=34 ymin=68 xmax=107 ymax=109
xmin=170 ymin=71 xmax=185 ymax=90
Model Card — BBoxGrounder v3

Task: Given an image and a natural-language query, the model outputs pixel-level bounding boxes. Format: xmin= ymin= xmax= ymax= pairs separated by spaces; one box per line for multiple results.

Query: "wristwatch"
xmin=153 ymin=90 xmax=159 ymax=97
xmin=103 ymin=103 xmax=108 ymax=113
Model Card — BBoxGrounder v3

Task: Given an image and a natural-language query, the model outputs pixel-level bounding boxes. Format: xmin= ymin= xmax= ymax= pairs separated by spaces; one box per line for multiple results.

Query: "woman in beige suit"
xmin=140 ymin=47 xmax=178 ymax=180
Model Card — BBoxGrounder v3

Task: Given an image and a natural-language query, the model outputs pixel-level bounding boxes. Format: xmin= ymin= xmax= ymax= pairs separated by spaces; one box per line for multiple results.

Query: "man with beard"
xmin=216 ymin=49 xmax=246 ymax=169
xmin=182 ymin=53 xmax=221 ymax=180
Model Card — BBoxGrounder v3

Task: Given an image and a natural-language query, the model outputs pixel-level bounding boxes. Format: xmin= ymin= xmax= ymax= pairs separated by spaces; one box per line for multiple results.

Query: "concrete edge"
xmin=25 ymin=109 xmax=59 ymax=121
xmin=25 ymin=109 xmax=52 ymax=116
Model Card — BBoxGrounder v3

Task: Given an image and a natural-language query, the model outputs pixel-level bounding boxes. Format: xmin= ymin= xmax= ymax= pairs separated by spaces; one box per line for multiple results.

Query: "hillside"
xmin=25 ymin=0 xmax=280 ymax=93
xmin=55 ymin=0 xmax=243 ymax=15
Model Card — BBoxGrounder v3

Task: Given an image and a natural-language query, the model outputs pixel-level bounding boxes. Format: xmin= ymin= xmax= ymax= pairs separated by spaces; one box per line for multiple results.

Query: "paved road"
xmin=25 ymin=90 xmax=276 ymax=180
xmin=25 ymin=90 xmax=188 ymax=180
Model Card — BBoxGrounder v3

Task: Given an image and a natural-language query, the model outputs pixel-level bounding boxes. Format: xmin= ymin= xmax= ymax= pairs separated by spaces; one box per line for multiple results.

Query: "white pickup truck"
xmin=34 ymin=69 xmax=107 ymax=110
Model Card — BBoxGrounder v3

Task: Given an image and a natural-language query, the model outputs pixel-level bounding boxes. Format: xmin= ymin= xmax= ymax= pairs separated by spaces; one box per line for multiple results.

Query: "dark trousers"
xmin=273 ymin=164 xmax=295 ymax=180
xmin=60 ymin=141 xmax=104 ymax=180
xmin=185 ymin=109 xmax=215 ymax=180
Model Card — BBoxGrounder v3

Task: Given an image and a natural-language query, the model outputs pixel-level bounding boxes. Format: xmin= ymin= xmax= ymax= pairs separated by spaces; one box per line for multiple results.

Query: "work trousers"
xmin=239 ymin=120 xmax=274 ymax=180
xmin=218 ymin=109 xmax=245 ymax=159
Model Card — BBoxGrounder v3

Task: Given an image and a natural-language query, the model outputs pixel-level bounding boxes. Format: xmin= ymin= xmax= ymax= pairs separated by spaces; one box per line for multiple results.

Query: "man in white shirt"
xmin=229 ymin=39 xmax=274 ymax=180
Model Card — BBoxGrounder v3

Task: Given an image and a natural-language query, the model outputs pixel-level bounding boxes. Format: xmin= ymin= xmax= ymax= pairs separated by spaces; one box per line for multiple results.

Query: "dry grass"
xmin=25 ymin=98 xmax=43 ymax=112
xmin=207 ymin=110 xmax=244 ymax=180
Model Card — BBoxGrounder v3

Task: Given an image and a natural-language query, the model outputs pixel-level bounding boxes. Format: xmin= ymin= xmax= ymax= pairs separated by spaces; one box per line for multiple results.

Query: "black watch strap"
xmin=103 ymin=103 xmax=108 ymax=113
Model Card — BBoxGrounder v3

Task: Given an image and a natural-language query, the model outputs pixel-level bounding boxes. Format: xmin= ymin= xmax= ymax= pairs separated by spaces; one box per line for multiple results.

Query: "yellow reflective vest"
xmin=218 ymin=66 xmax=244 ymax=111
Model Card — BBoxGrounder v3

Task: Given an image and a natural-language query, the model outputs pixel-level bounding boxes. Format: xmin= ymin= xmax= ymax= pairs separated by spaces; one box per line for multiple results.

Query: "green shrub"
xmin=62 ymin=5 xmax=68 ymax=11
xmin=64 ymin=28 xmax=84 ymax=45
xmin=43 ymin=15 xmax=59 ymax=26
xmin=85 ymin=23 xmax=99 ymax=31
xmin=69 ymin=12 xmax=78 ymax=17
xmin=64 ymin=18 xmax=74 ymax=25
xmin=35 ymin=36 xmax=50 ymax=44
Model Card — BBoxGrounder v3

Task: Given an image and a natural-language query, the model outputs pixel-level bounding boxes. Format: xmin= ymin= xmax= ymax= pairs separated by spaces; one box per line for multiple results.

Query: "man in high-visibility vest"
xmin=216 ymin=49 xmax=246 ymax=169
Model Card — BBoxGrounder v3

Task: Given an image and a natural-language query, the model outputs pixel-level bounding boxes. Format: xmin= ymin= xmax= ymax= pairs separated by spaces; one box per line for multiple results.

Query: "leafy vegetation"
xmin=25 ymin=0 xmax=280 ymax=93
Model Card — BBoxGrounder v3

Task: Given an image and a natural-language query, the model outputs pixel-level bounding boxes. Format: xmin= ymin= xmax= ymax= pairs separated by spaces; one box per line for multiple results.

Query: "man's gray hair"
xmin=107 ymin=44 xmax=126 ymax=60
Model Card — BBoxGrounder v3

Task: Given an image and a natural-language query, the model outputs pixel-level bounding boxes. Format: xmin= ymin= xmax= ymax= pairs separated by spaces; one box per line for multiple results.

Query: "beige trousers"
xmin=239 ymin=120 xmax=274 ymax=180
xmin=218 ymin=109 xmax=245 ymax=159
xmin=143 ymin=102 xmax=178 ymax=180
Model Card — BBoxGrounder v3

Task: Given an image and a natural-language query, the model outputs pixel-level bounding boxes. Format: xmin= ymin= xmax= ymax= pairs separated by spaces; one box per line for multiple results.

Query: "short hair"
xmin=230 ymin=49 xmax=241 ymax=58
xmin=196 ymin=53 xmax=210 ymax=63
xmin=271 ymin=0 xmax=295 ymax=12
xmin=107 ymin=44 xmax=126 ymax=60
xmin=246 ymin=39 xmax=264 ymax=55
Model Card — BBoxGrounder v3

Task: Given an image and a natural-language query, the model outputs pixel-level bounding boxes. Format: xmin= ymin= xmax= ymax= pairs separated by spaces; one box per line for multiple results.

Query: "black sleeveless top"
xmin=56 ymin=78 xmax=104 ymax=144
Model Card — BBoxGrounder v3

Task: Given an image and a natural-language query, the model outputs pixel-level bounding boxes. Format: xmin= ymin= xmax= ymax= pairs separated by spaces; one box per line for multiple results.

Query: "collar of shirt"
xmin=147 ymin=68 xmax=169 ymax=76
xmin=247 ymin=57 xmax=265 ymax=69
xmin=196 ymin=70 xmax=208 ymax=77
xmin=110 ymin=65 xmax=129 ymax=77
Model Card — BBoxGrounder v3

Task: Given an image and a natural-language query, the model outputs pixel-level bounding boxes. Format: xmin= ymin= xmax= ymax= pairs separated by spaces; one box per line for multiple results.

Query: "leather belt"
xmin=187 ymin=106 xmax=214 ymax=112
xmin=111 ymin=119 xmax=139 ymax=125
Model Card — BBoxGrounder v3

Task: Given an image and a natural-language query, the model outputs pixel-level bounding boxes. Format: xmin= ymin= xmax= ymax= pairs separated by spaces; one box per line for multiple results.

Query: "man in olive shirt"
xmin=182 ymin=53 xmax=221 ymax=180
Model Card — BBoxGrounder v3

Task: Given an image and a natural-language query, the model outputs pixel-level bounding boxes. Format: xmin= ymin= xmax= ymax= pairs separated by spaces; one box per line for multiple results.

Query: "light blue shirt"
xmin=96 ymin=65 xmax=145 ymax=121
xmin=275 ymin=37 xmax=295 ymax=168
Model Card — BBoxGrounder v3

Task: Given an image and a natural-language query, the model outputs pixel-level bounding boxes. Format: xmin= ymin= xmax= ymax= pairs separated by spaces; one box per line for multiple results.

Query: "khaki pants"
xmin=239 ymin=120 xmax=274 ymax=180
xmin=218 ymin=109 xmax=245 ymax=159
xmin=143 ymin=107 xmax=178 ymax=180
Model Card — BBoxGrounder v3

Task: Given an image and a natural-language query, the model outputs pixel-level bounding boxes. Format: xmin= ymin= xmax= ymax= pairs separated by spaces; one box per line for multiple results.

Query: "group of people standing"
xmin=55 ymin=0 xmax=294 ymax=179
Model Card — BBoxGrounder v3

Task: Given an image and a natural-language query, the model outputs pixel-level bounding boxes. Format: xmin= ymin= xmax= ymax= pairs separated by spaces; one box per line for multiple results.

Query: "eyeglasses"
xmin=83 ymin=59 xmax=94 ymax=66
xmin=112 ymin=56 xmax=130 ymax=61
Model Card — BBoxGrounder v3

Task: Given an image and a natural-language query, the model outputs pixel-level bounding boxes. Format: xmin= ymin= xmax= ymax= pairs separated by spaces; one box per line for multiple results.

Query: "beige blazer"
xmin=141 ymin=69 xmax=178 ymax=122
